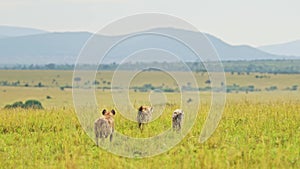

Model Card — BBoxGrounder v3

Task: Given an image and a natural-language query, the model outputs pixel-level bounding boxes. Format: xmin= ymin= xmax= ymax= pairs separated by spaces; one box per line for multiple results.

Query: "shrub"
xmin=4 ymin=104 xmax=12 ymax=109
xmin=11 ymin=101 xmax=24 ymax=108
xmin=291 ymin=85 xmax=298 ymax=91
xmin=23 ymin=100 xmax=43 ymax=109
xmin=205 ymin=80 xmax=211 ymax=84
xmin=74 ymin=77 xmax=81 ymax=82
xmin=265 ymin=86 xmax=278 ymax=91
xmin=163 ymin=88 xmax=175 ymax=93
xmin=4 ymin=101 xmax=23 ymax=109
xmin=37 ymin=82 xmax=44 ymax=87
xmin=4 ymin=100 xmax=43 ymax=109
xmin=93 ymin=80 xmax=100 ymax=85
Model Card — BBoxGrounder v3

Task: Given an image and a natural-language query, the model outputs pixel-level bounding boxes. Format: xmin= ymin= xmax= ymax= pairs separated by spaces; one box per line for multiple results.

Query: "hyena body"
xmin=172 ymin=109 xmax=184 ymax=132
xmin=137 ymin=106 xmax=153 ymax=131
xmin=94 ymin=109 xmax=115 ymax=145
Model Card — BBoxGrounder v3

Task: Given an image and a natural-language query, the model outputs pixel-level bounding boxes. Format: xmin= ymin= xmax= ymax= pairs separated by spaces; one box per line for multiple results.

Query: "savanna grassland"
xmin=0 ymin=70 xmax=300 ymax=168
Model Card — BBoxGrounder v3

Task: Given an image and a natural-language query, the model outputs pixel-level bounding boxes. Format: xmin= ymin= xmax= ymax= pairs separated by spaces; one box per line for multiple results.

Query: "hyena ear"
xmin=150 ymin=107 xmax=153 ymax=112
xmin=138 ymin=106 xmax=143 ymax=111
xmin=102 ymin=109 xmax=107 ymax=115
xmin=111 ymin=109 xmax=116 ymax=115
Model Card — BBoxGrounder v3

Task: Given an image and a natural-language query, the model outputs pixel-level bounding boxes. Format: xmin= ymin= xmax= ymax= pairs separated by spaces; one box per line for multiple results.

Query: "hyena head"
xmin=102 ymin=109 xmax=116 ymax=118
xmin=172 ymin=109 xmax=184 ymax=122
xmin=138 ymin=106 xmax=153 ymax=114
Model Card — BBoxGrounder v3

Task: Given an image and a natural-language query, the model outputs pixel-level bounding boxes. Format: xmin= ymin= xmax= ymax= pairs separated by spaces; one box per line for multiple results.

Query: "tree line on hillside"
xmin=1 ymin=60 xmax=300 ymax=73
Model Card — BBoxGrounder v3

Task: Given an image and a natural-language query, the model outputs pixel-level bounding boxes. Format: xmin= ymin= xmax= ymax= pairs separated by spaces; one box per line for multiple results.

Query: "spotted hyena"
xmin=172 ymin=109 xmax=184 ymax=132
xmin=137 ymin=106 xmax=153 ymax=131
xmin=94 ymin=109 xmax=116 ymax=145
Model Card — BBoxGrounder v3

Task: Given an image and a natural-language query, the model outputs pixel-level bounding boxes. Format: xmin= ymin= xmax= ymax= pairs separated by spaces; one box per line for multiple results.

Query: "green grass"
xmin=0 ymin=70 xmax=300 ymax=168
xmin=0 ymin=99 xmax=299 ymax=168
xmin=1 ymin=70 xmax=300 ymax=89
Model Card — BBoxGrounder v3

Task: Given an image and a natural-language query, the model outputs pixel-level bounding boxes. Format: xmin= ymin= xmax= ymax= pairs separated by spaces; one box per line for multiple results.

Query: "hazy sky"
xmin=1 ymin=0 xmax=299 ymax=46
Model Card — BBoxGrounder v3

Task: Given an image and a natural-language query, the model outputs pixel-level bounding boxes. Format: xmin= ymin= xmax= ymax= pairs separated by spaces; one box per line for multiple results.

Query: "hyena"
xmin=94 ymin=109 xmax=116 ymax=146
xmin=137 ymin=106 xmax=153 ymax=131
xmin=172 ymin=109 xmax=184 ymax=132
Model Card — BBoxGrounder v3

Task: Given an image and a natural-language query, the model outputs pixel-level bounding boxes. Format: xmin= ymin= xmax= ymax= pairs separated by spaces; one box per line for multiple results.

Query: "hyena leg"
xmin=100 ymin=132 xmax=105 ymax=142
xmin=138 ymin=123 xmax=142 ymax=129
xmin=110 ymin=133 xmax=113 ymax=142
xmin=95 ymin=132 xmax=99 ymax=146
xmin=139 ymin=123 xmax=144 ymax=132
xmin=178 ymin=123 xmax=182 ymax=134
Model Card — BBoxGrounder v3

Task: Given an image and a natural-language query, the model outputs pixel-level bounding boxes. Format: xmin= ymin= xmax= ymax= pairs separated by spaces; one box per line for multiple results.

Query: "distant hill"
xmin=203 ymin=34 xmax=290 ymax=60
xmin=259 ymin=40 xmax=300 ymax=57
xmin=0 ymin=32 xmax=92 ymax=64
xmin=0 ymin=26 xmax=298 ymax=64
xmin=0 ymin=26 xmax=48 ymax=37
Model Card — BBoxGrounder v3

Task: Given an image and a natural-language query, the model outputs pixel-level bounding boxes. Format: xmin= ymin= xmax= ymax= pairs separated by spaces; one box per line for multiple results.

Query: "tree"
xmin=23 ymin=100 xmax=43 ymax=109
xmin=4 ymin=100 xmax=43 ymax=109
xmin=74 ymin=77 xmax=81 ymax=82
xmin=37 ymin=82 xmax=43 ymax=87
xmin=291 ymin=85 xmax=298 ymax=91
xmin=205 ymin=80 xmax=211 ymax=84
xmin=45 ymin=63 xmax=56 ymax=69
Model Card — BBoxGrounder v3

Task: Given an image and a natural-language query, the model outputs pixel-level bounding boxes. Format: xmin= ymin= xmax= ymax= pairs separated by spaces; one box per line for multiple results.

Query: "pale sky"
xmin=0 ymin=0 xmax=299 ymax=46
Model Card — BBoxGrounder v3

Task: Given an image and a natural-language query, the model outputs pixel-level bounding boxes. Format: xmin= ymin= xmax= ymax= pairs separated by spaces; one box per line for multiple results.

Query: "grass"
xmin=0 ymin=70 xmax=300 ymax=168
xmin=0 ymin=99 xmax=299 ymax=168
xmin=1 ymin=70 xmax=300 ymax=89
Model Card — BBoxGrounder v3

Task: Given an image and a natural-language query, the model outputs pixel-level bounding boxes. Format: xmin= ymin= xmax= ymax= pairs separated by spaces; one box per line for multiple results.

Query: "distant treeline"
xmin=1 ymin=60 xmax=300 ymax=73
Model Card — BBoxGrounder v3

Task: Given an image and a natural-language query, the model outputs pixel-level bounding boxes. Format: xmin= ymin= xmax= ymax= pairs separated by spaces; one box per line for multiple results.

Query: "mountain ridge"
xmin=259 ymin=40 xmax=300 ymax=56
xmin=0 ymin=26 xmax=299 ymax=64
xmin=0 ymin=25 xmax=48 ymax=37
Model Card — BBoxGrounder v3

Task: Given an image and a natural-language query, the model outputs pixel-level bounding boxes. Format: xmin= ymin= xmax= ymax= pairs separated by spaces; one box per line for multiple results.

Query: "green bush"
xmin=265 ymin=86 xmax=278 ymax=91
xmin=11 ymin=101 xmax=24 ymax=108
xmin=4 ymin=100 xmax=43 ymax=109
xmin=4 ymin=101 xmax=23 ymax=109
xmin=4 ymin=105 xmax=12 ymax=109
xmin=23 ymin=100 xmax=43 ymax=109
